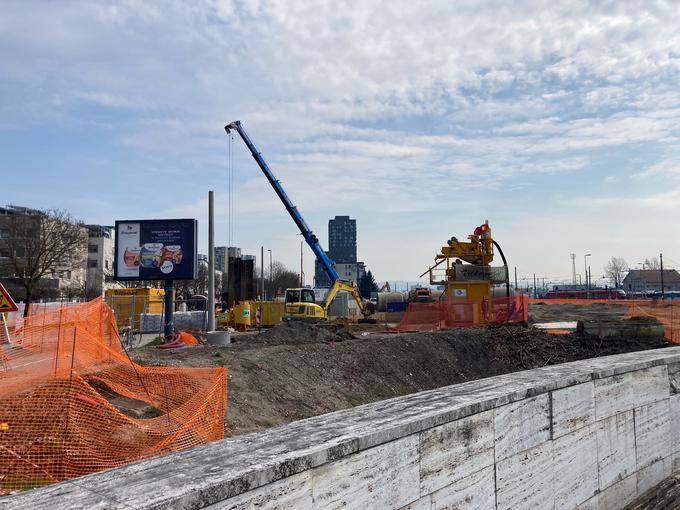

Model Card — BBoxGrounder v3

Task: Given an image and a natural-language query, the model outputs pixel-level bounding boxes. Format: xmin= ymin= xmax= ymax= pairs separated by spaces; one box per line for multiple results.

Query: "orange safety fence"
xmin=0 ymin=298 xmax=226 ymax=494
xmin=529 ymin=298 xmax=680 ymax=343
xmin=394 ymin=295 xmax=529 ymax=332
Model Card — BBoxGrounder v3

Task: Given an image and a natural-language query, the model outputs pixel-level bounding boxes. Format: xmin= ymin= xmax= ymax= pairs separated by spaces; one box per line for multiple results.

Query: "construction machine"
xmin=225 ymin=120 xmax=370 ymax=321
xmin=421 ymin=221 xmax=510 ymax=303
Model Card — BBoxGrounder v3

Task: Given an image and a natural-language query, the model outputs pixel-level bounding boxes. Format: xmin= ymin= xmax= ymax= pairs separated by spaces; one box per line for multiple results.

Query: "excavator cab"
xmin=284 ymin=288 xmax=325 ymax=321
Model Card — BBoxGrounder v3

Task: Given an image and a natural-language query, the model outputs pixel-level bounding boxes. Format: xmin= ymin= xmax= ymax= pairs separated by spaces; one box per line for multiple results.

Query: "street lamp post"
xmin=584 ymin=254 xmax=591 ymax=298
xmin=267 ymin=249 xmax=273 ymax=300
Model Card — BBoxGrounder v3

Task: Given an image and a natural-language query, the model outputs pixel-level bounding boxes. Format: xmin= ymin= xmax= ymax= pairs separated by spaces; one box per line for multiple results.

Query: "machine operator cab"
xmin=284 ymin=288 xmax=326 ymax=321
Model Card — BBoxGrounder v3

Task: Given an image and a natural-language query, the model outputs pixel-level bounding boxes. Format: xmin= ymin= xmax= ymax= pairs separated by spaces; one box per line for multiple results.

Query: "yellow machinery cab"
xmin=284 ymin=288 xmax=325 ymax=320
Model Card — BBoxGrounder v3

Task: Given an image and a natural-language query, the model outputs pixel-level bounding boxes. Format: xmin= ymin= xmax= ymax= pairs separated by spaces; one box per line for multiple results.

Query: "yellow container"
xmin=234 ymin=302 xmax=252 ymax=327
xmin=105 ymin=288 xmax=169 ymax=329
xmin=252 ymin=301 xmax=285 ymax=327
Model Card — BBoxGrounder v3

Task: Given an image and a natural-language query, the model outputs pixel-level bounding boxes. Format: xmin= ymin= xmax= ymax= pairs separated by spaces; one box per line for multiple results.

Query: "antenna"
xmin=570 ymin=253 xmax=576 ymax=285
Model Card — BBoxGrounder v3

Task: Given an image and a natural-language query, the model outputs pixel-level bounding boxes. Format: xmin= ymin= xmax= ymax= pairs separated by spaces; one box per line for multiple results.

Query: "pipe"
xmin=492 ymin=240 xmax=511 ymax=297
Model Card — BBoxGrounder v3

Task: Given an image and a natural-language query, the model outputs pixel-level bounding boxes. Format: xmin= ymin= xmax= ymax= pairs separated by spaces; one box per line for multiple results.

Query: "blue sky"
xmin=3 ymin=1 xmax=680 ymax=284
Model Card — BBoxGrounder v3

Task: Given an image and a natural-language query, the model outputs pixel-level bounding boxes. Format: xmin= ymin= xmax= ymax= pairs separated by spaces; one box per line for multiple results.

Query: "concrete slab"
xmin=597 ymin=410 xmax=637 ymax=490
xmin=594 ymin=366 xmax=669 ymax=420
xmin=552 ymin=424 xmax=598 ymax=510
xmin=419 ymin=409 xmax=494 ymax=494
xmin=311 ymin=434 xmax=420 ymax=509
xmin=597 ymin=473 xmax=637 ymax=510
xmin=428 ymin=465 xmax=496 ymax=510
xmin=496 ymin=441 xmax=554 ymax=510
xmin=636 ymin=457 xmax=672 ymax=496
xmin=634 ymin=399 xmax=671 ymax=470
xmin=494 ymin=393 xmax=550 ymax=461
xmin=552 ymin=381 xmax=595 ymax=439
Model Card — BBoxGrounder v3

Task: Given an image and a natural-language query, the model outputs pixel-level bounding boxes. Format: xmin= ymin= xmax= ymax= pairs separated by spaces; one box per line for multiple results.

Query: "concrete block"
xmin=494 ymin=393 xmax=550 ymax=461
xmin=668 ymin=362 xmax=680 ymax=394
xmin=312 ymin=434 xmax=419 ymax=509
xmin=419 ymin=410 xmax=494 ymax=494
xmin=671 ymin=395 xmax=680 ymax=454
xmin=552 ymin=424 xmax=598 ymax=510
xmin=496 ymin=441 xmax=554 ymax=510
xmin=574 ymin=496 xmax=598 ymax=510
xmin=597 ymin=474 xmax=637 ymax=510
xmin=597 ymin=410 xmax=637 ymax=490
xmin=594 ymin=366 xmax=669 ymax=420
xmin=210 ymin=470 xmax=312 ymax=509
xmin=399 ymin=495 xmax=432 ymax=510
xmin=637 ymin=458 xmax=672 ymax=496
xmin=428 ymin=465 xmax=496 ymax=510
xmin=552 ymin=382 xmax=595 ymax=439
xmin=634 ymin=399 xmax=671 ymax=469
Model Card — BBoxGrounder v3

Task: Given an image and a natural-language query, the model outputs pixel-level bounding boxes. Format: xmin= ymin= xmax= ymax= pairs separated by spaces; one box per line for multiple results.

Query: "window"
xmin=88 ymin=260 xmax=98 ymax=268
xmin=88 ymin=244 xmax=98 ymax=253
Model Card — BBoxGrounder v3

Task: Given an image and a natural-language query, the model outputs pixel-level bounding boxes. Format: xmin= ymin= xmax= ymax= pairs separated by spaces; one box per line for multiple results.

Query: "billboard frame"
xmin=113 ymin=219 xmax=198 ymax=282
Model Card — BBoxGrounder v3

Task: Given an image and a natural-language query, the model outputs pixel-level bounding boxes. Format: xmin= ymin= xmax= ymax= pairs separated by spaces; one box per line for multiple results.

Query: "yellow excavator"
xmin=225 ymin=120 xmax=371 ymax=321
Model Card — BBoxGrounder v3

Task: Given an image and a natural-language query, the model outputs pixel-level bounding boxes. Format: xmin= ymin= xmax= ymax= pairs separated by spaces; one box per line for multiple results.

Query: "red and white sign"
xmin=0 ymin=283 xmax=18 ymax=313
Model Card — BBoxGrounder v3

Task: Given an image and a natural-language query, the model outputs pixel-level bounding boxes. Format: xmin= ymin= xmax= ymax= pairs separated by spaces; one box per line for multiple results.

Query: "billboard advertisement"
xmin=114 ymin=219 xmax=198 ymax=281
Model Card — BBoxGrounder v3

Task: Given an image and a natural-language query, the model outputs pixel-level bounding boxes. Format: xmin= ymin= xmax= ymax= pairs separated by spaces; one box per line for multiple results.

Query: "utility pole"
xmin=584 ymin=253 xmax=591 ymax=298
xmin=268 ymin=249 xmax=273 ymax=299
xmin=588 ymin=266 xmax=591 ymax=297
xmin=300 ymin=241 xmax=304 ymax=287
xmin=260 ymin=246 xmax=264 ymax=301
xmin=660 ymin=253 xmax=665 ymax=300
xmin=207 ymin=191 xmax=215 ymax=332
xmin=533 ymin=273 xmax=536 ymax=298
xmin=514 ymin=266 xmax=518 ymax=291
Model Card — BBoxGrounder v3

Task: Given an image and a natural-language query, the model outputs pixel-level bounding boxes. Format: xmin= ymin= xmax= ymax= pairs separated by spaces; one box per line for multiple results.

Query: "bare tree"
xmin=603 ymin=257 xmax=629 ymax=289
xmin=1 ymin=209 xmax=88 ymax=316
xmin=254 ymin=260 xmax=300 ymax=299
xmin=644 ymin=257 xmax=661 ymax=270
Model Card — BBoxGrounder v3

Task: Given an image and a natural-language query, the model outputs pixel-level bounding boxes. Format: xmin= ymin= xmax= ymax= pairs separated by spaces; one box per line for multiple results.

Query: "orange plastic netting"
xmin=0 ymin=298 xmax=226 ymax=494
xmin=530 ymin=298 xmax=680 ymax=343
xmin=394 ymin=295 xmax=529 ymax=332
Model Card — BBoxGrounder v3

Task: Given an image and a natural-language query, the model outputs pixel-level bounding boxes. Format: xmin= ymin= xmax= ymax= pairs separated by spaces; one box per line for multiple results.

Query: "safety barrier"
xmin=529 ymin=298 xmax=680 ymax=343
xmin=0 ymin=298 xmax=226 ymax=495
xmin=394 ymin=295 xmax=529 ymax=332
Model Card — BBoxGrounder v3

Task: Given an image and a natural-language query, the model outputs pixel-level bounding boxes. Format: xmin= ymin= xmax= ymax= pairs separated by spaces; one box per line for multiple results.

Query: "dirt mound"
xmin=132 ymin=324 xmax=671 ymax=437
xmin=247 ymin=321 xmax=355 ymax=345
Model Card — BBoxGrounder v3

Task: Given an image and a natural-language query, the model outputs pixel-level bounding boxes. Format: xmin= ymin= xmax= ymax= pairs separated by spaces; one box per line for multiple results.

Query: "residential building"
xmin=0 ymin=205 xmax=87 ymax=300
xmin=314 ymin=216 xmax=366 ymax=287
xmin=622 ymin=269 xmax=680 ymax=294
xmin=214 ymin=246 xmax=241 ymax=273
xmin=85 ymin=224 xmax=115 ymax=297
xmin=328 ymin=215 xmax=356 ymax=263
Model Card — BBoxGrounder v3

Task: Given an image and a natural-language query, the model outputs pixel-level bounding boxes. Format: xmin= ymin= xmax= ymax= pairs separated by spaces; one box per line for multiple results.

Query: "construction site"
xmin=1 ymin=120 xmax=680 ymax=510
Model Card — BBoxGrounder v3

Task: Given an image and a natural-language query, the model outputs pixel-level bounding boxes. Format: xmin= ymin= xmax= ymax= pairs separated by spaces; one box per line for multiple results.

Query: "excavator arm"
xmin=321 ymin=280 xmax=368 ymax=317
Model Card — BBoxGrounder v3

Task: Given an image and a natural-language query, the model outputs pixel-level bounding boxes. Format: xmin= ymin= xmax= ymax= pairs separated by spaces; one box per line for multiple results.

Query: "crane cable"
xmin=228 ymin=132 xmax=234 ymax=246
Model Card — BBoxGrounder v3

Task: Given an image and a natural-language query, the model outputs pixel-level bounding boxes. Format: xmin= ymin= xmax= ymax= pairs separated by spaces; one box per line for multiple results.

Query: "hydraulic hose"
xmin=492 ymin=240 xmax=511 ymax=297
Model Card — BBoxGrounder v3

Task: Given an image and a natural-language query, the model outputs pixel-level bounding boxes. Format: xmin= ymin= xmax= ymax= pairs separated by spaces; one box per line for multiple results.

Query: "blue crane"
xmin=224 ymin=120 xmax=340 ymax=283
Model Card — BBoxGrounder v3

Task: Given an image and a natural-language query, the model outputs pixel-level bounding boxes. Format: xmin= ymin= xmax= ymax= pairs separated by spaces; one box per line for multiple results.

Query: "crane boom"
xmin=224 ymin=120 xmax=340 ymax=283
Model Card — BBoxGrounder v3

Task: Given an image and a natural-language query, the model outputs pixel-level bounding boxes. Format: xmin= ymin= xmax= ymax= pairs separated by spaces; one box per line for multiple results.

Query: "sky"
xmin=2 ymin=0 xmax=680 ymax=285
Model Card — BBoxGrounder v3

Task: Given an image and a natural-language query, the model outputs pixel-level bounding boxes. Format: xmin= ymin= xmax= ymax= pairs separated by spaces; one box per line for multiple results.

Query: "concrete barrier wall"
xmin=5 ymin=347 xmax=680 ymax=510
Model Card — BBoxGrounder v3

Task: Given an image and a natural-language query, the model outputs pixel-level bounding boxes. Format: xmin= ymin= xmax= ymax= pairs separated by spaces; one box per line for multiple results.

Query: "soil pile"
xmin=132 ymin=325 xmax=671 ymax=437
xmin=245 ymin=321 xmax=355 ymax=345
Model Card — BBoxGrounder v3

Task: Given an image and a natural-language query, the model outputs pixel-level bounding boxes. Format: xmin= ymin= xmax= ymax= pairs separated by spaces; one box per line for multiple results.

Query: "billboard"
xmin=114 ymin=219 xmax=198 ymax=281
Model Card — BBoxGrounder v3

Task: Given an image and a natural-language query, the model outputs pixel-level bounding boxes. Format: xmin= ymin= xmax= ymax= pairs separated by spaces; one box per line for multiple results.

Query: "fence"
xmin=393 ymin=295 xmax=529 ymax=332
xmin=0 ymin=298 xmax=226 ymax=495
xmin=530 ymin=298 xmax=680 ymax=343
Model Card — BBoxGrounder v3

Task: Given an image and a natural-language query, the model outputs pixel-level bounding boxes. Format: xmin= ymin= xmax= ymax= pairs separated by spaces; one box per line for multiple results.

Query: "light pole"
xmin=584 ymin=254 xmax=591 ymax=298
xmin=267 ymin=249 xmax=272 ymax=300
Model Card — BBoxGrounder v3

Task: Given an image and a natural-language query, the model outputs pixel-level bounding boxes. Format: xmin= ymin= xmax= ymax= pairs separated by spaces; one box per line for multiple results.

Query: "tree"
xmin=603 ymin=257 xmax=629 ymax=289
xmin=359 ymin=270 xmax=379 ymax=298
xmin=644 ymin=257 xmax=661 ymax=270
xmin=0 ymin=209 xmax=88 ymax=316
xmin=256 ymin=260 xmax=299 ymax=299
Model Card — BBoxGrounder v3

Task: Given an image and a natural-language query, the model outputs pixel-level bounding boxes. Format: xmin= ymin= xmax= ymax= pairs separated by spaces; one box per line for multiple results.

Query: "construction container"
xmin=234 ymin=302 xmax=252 ymax=328
xmin=252 ymin=301 xmax=286 ymax=326
xmin=105 ymin=288 xmax=168 ymax=330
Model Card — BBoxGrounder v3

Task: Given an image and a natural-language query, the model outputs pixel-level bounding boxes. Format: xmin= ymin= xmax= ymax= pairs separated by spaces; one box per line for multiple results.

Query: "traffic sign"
xmin=0 ymin=283 xmax=18 ymax=313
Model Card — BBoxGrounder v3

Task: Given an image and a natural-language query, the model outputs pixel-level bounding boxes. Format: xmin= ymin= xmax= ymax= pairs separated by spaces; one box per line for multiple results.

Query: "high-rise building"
xmin=328 ymin=216 xmax=356 ymax=263
xmin=213 ymin=246 xmax=241 ymax=273
xmin=315 ymin=216 xmax=364 ymax=287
